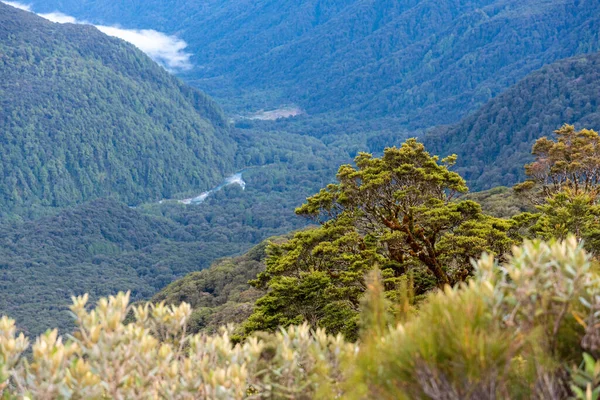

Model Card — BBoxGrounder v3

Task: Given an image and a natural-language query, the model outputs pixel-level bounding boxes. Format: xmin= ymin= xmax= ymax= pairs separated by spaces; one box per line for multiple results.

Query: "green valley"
xmin=0 ymin=1 xmax=600 ymax=397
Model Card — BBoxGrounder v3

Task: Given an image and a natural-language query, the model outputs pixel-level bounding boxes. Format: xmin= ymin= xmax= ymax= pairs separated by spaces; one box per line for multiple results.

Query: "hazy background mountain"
xmin=24 ymin=0 xmax=600 ymax=126
xmin=0 ymin=3 xmax=234 ymax=217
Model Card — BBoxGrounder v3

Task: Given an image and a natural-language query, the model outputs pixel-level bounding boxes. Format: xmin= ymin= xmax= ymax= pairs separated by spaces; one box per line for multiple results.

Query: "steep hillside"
xmin=25 ymin=0 xmax=600 ymax=125
xmin=0 ymin=3 xmax=233 ymax=216
xmin=424 ymin=51 xmax=600 ymax=190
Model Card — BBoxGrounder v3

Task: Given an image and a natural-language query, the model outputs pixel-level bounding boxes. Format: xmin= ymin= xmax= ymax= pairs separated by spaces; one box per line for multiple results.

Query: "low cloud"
xmin=95 ymin=26 xmax=191 ymax=71
xmin=39 ymin=11 xmax=78 ymax=24
xmin=2 ymin=1 xmax=192 ymax=71
xmin=3 ymin=1 xmax=28 ymax=10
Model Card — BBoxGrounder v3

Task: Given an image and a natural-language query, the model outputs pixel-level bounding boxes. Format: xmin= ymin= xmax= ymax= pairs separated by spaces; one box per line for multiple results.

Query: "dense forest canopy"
xmin=0 ymin=3 xmax=234 ymax=216
xmin=0 ymin=199 xmax=252 ymax=337
xmin=24 ymin=0 xmax=600 ymax=126
xmin=424 ymin=51 xmax=600 ymax=190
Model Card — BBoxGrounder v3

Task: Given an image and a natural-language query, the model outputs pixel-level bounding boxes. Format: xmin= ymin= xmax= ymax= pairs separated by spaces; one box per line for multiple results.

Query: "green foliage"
xmin=0 ymin=4 xmax=234 ymax=215
xmin=244 ymin=221 xmax=375 ymax=341
xmin=515 ymin=125 xmax=600 ymax=200
xmin=152 ymin=239 xmax=278 ymax=336
xmin=571 ymin=353 xmax=600 ymax=400
xmin=530 ymin=191 xmax=600 ymax=247
xmin=349 ymin=237 xmax=596 ymax=399
xmin=353 ymin=276 xmax=517 ymax=399
xmin=244 ymin=140 xmax=519 ymax=339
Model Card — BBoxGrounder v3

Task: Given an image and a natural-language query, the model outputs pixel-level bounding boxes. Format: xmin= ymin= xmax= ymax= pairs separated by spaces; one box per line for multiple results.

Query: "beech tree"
xmin=244 ymin=139 xmax=517 ymax=339
xmin=515 ymin=125 xmax=600 ymax=200
xmin=514 ymin=125 xmax=600 ymax=252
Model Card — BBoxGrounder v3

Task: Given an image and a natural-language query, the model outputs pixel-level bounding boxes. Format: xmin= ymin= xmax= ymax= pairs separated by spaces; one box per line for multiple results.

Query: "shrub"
xmin=348 ymin=236 xmax=597 ymax=399
xmin=0 ymin=293 xmax=357 ymax=399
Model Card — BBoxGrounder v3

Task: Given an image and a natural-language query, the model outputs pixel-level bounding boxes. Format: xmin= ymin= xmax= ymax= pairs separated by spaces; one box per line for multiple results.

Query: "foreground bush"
xmin=0 ymin=294 xmax=356 ymax=399
xmin=350 ymin=237 xmax=597 ymax=399
xmin=2 ymin=237 xmax=600 ymax=399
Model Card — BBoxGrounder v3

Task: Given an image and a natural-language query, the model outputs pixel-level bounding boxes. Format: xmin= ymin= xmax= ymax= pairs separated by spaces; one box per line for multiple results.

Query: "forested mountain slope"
xmin=424 ymin=51 xmax=600 ymax=190
xmin=0 ymin=198 xmax=271 ymax=337
xmin=25 ymin=0 xmax=600 ymax=125
xmin=0 ymin=3 xmax=233 ymax=216
xmin=0 ymin=199 xmax=179 ymax=336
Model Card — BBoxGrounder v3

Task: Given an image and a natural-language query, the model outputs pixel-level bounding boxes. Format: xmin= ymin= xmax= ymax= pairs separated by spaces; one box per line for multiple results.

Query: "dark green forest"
xmin=425 ymin=51 xmax=600 ymax=190
xmin=0 ymin=3 xmax=233 ymax=216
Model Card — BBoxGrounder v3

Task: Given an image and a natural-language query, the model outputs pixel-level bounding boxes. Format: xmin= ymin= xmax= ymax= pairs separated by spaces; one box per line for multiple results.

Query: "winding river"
xmin=179 ymin=172 xmax=246 ymax=205
xmin=158 ymin=171 xmax=246 ymax=205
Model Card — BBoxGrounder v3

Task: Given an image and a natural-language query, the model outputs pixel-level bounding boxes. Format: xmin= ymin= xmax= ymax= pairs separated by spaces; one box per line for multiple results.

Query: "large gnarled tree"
xmin=245 ymin=139 xmax=516 ymax=339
